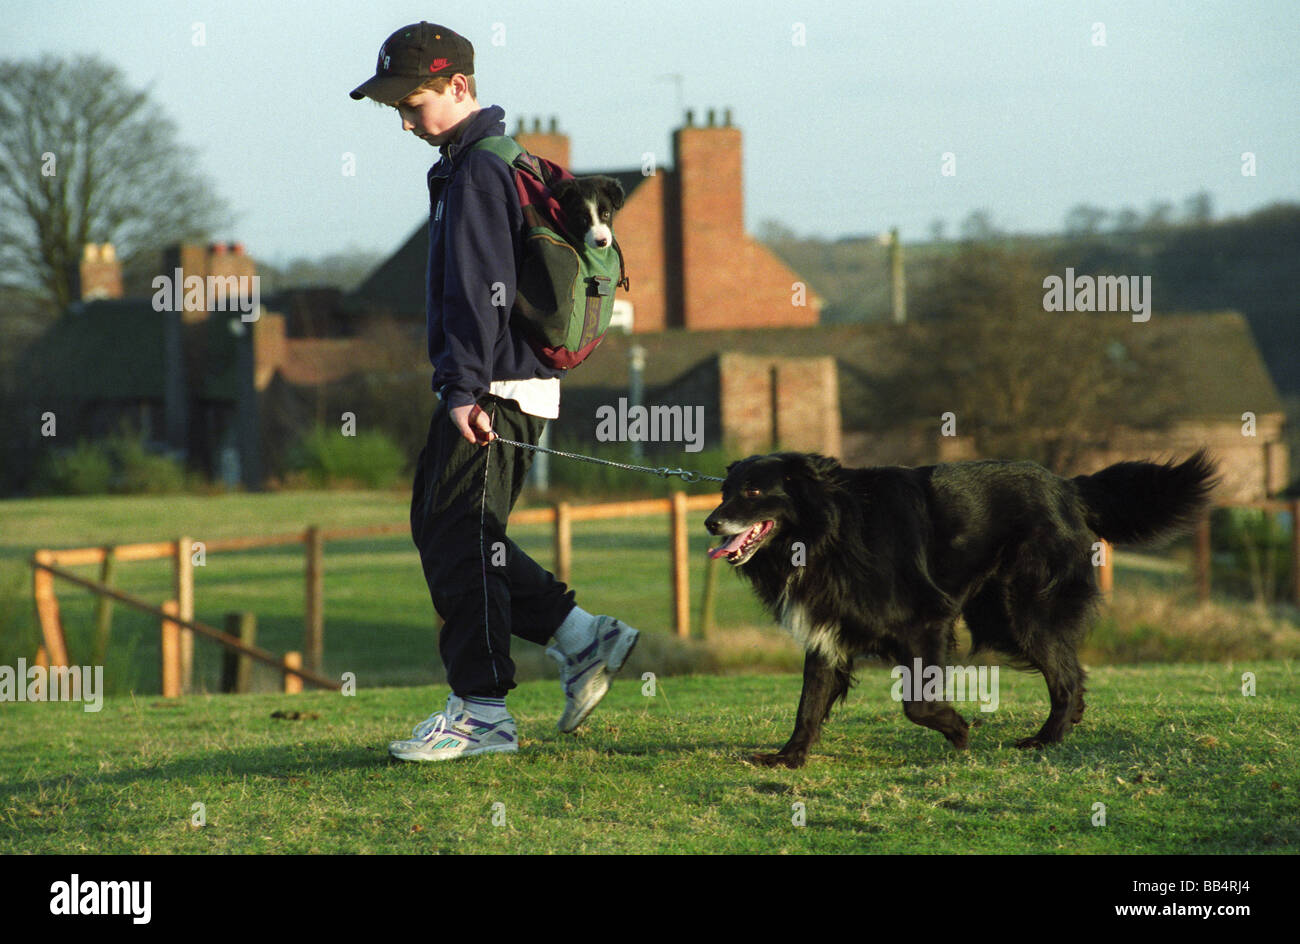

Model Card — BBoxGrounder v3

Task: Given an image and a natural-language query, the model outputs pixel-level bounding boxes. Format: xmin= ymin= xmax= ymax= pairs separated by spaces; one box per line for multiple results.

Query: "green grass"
xmin=1 ymin=664 xmax=1296 ymax=854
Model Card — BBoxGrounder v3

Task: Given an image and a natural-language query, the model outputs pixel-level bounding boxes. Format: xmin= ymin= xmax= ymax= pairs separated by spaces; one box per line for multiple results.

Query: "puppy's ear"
xmin=550 ymin=179 xmax=578 ymax=200
xmin=596 ymin=175 xmax=625 ymax=211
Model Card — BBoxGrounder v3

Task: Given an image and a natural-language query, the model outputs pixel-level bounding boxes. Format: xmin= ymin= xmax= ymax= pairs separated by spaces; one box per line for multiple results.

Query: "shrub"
xmin=31 ymin=440 xmax=114 ymax=495
xmin=287 ymin=425 xmax=407 ymax=489
xmin=30 ymin=435 xmax=189 ymax=496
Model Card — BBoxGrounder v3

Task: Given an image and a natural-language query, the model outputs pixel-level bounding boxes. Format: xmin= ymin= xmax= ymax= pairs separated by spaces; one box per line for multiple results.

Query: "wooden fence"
xmin=28 ymin=492 xmax=719 ymax=697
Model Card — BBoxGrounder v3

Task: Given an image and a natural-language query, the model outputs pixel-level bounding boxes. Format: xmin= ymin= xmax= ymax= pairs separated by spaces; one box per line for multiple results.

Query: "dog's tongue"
xmin=708 ymin=531 xmax=750 ymax=560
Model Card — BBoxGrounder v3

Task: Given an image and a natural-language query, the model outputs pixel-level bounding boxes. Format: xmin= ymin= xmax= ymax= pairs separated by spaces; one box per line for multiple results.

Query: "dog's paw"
xmin=748 ymin=751 xmax=807 ymax=769
xmin=946 ymin=727 xmax=970 ymax=750
xmin=1014 ymin=736 xmax=1051 ymax=749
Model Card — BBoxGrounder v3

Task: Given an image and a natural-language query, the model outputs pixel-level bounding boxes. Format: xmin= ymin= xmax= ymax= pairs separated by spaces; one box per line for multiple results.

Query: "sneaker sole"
xmin=389 ymin=742 xmax=518 ymax=763
xmin=559 ymin=629 xmax=640 ymax=734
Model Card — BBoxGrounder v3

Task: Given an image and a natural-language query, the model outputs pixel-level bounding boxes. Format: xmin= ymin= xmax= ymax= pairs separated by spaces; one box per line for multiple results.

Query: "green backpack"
xmin=471 ymin=135 xmax=628 ymax=369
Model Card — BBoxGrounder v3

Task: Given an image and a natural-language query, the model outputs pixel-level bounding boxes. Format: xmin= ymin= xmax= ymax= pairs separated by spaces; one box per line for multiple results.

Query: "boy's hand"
xmin=451 ymin=403 xmax=496 ymax=445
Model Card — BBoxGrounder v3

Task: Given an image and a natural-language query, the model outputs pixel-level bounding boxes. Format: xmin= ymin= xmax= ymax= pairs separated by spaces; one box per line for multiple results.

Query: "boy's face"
xmin=396 ymin=79 xmax=473 ymax=146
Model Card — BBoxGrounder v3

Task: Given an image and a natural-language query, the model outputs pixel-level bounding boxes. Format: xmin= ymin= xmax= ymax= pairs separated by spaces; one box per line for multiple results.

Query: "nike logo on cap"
xmin=429 ymin=58 xmax=450 ymax=72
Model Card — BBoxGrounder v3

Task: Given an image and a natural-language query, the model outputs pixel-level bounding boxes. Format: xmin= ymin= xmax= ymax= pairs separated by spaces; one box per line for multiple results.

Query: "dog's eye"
xmin=741 ymin=487 xmax=762 ymax=498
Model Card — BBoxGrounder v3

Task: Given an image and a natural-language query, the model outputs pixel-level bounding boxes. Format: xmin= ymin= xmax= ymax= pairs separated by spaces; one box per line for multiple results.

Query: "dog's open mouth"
xmin=708 ymin=520 xmax=774 ymax=564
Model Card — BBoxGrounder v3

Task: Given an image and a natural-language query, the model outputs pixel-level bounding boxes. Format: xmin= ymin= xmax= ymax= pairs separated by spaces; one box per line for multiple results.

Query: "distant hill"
xmin=762 ymin=203 xmax=1300 ymax=396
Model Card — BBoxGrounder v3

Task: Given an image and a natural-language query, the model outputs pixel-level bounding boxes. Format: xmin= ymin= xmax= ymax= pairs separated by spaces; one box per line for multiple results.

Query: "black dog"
xmin=551 ymin=176 xmax=624 ymax=249
xmin=705 ymin=450 xmax=1217 ymax=768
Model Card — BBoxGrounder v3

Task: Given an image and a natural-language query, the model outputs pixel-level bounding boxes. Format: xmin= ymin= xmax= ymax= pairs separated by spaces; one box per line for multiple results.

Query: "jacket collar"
xmin=431 ymin=104 xmax=507 ymax=174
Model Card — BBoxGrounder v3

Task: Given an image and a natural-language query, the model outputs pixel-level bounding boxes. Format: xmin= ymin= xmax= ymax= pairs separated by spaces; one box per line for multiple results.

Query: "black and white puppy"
xmin=551 ymin=175 xmax=625 ymax=249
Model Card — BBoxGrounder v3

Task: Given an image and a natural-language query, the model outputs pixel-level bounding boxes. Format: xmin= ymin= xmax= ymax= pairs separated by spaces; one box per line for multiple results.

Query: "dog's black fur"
xmin=705 ymin=450 xmax=1218 ymax=768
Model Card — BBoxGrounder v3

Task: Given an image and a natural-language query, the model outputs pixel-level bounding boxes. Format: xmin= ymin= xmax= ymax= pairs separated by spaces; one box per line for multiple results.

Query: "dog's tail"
xmin=1072 ymin=449 xmax=1218 ymax=546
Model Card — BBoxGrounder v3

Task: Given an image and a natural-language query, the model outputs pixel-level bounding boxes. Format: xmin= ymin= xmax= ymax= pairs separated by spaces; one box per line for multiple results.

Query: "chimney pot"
xmin=707 ymin=108 xmax=716 ymax=127
xmin=724 ymin=107 xmax=733 ymax=127
xmin=211 ymin=242 xmax=227 ymax=255
xmin=685 ymin=108 xmax=694 ymax=127
xmin=82 ymin=243 xmax=98 ymax=262
xmin=548 ymin=116 xmax=558 ymax=133
xmin=531 ymin=116 xmax=541 ymax=133
xmin=102 ymin=243 xmax=116 ymax=261
xmin=232 ymin=242 xmax=245 ymax=255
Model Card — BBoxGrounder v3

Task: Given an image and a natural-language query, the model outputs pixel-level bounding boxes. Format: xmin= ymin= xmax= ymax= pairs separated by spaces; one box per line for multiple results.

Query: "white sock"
xmin=551 ymin=606 xmax=597 ymax=655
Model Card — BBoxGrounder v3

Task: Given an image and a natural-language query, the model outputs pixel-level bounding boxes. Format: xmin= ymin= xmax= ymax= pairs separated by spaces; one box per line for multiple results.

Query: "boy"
xmin=349 ymin=22 xmax=639 ymax=761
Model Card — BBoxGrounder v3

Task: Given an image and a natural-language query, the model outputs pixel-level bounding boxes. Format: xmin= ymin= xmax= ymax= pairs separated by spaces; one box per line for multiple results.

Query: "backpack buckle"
xmin=588 ymin=276 xmax=613 ymax=297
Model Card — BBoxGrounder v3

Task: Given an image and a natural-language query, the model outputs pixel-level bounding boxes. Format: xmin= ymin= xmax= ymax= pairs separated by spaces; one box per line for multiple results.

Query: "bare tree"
xmin=904 ymin=243 xmax=1184 ymax=471
xmin=0 ymin=54 xmax=229 ymax=318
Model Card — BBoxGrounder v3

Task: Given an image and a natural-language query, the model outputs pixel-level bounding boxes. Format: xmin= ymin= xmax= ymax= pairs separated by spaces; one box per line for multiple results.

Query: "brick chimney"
xmin=162 ymin=242 xmax=257 ymax=324
xmin=79 ymin=243 xmax=124 ymax=300
xmin=515 ymin=115 xmax=571 ymax=169
xmin=672 ymin=107 xmax=743 ymax=330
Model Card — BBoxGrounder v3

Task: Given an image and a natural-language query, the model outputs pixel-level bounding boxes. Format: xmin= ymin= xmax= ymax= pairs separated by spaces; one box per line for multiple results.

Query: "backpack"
xmin=469 ymin=135 xmax=628 ymax=370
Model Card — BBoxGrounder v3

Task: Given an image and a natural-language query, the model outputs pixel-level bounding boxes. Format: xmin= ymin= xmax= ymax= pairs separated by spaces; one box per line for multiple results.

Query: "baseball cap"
xmin=349 ymin=22 xmax=474 ymax=103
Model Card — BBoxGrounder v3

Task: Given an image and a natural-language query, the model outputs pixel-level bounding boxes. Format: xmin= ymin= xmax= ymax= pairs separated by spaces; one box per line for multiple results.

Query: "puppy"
xmin=706 ymin=450 xmax=1217 ymax=768
xmin=551 ymin=175 xmax=625 ymax=249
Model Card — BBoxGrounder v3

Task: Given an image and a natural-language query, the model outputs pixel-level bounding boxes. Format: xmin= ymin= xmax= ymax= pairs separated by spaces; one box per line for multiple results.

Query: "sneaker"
xmin=548 ymin=615 xmax=640 ymax=733
xmin=388 ymin=695 xmax=518 ymax=762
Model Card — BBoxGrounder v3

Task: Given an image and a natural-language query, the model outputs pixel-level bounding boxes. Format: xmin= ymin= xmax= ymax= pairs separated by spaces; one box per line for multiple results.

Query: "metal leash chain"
xmin=492 ymin=436 xmax=725 ymax=484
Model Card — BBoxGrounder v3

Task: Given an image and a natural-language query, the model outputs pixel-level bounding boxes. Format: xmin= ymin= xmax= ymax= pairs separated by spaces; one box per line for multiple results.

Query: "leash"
xmin=493 ymin=436 xmax=725 ymax=484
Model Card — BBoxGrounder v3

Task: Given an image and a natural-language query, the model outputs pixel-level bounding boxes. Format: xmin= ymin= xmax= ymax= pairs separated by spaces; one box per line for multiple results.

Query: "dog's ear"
xmin=781 ymin=453 xmax=839 ymax=483
xmin=595 ymin=175 xmax=625 ymax=211
xmin=780 ymin=453 xmax=839 ymax=503
xmin=775 ymin=453 xmax=839 ymax=537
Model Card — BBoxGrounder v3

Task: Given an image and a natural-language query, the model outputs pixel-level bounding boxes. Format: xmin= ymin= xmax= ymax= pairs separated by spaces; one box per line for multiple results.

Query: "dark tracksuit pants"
xmin=410 ymin=394 xmax=576 ymax=697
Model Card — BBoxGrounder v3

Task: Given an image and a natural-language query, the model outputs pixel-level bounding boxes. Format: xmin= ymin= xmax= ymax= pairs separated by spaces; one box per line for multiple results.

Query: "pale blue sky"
xmin=6 ymin=0 xmax=1297 ymax=267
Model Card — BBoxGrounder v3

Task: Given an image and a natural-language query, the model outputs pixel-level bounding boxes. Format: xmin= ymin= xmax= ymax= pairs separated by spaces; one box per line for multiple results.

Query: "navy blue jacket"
xmin=425 ymin=105 xmax=565 ymax=411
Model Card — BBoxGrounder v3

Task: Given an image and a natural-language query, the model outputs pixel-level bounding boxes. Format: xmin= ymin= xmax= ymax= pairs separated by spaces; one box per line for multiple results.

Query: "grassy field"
xmin=1 ymin=664 xmax=1296 ymax=854
xmin=2 ymin=490 xmax=1298 ymax=854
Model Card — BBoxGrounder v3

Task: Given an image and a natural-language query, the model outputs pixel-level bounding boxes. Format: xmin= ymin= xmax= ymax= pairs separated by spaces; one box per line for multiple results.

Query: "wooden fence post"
xmin=91 ymin=547 xmax=117 ymax=668
xmin=283 ymin=651 xmax=303 ymax=694
xmin=555 ymin=502 xmax=571 ymax=585
xmin=221 ymin=612 xmax=257 ymax=694
xmin=1291 ymin=500 xmax=1300 ymax=605
xmin=700 ymin=554 xmax=719 ymax=639
xmin=1195 ymin=515 xmax=1212 ymax=602
xmin=174 ymin=537 xmax=194 ymax=693
xmin=1097 ymin=539 xmax=1113 ymax=598
xmin=671 ymin=491 xmax=689 ymax=638
xmin=160 ymin=600 xmax=181 ymax=698
xmin=32 ymin=551 xmax=69 ymax=668
xmin=304 ymin=526 xmax=324 ymax=673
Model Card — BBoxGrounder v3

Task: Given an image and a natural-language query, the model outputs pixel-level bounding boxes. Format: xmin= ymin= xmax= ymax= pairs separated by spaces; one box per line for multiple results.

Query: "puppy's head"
xmin=704 ymin=452 xmax=841 ymax=566
xmin=552 ymin=175 xmax=625 ymax=249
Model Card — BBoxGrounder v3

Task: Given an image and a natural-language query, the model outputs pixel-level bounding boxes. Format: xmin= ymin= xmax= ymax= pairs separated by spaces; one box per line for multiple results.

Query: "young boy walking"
xmin=350 ymin=22 xmax=639 ymax=761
